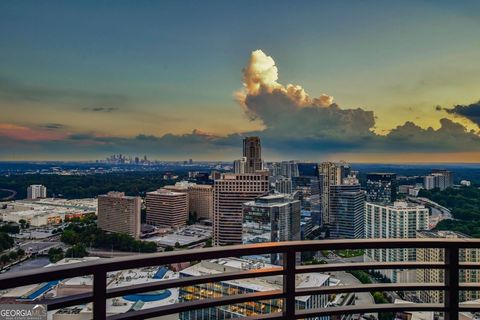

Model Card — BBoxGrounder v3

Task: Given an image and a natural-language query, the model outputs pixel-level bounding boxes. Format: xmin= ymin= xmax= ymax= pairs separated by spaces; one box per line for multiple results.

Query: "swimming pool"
xmin=123 ymin=290 xmax=172 ymax=302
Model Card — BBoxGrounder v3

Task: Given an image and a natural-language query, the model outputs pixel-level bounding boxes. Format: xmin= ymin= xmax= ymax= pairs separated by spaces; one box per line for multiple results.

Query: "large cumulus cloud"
xmin=1 ymin=49 xmax=480 ymax=160
xmin=235 ymin=49 xmax=480 ymax=156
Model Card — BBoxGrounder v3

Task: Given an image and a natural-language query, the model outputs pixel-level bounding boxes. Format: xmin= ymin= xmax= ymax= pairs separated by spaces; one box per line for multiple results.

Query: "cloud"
xmin=1 ymin=50 xmax=479 ymax=160
xmin=0 ymin=76 xmax=129 ymax=108
xmin=235 ymin=49 xmax=480 ymax=156
xmin=40 ymin=123 xmax=67 ymax=130
xmin=238 ymin=50 xmax=333 ymax=111
xmin=443 ymin=101 xmax=480 ymax=126
xmin=82 ymin=107 xmax=119 ymax=112
xmin=0 ymin=123 xmax=67 ymax=142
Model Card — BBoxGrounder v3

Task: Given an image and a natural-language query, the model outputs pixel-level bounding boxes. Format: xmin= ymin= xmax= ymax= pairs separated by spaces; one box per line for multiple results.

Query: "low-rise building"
xmin=179 ymin=257 xmax=330 ymax=320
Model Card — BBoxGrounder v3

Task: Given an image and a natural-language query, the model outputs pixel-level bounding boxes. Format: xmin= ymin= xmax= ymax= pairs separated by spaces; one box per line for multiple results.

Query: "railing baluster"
xmin=93 ymin=269 xmax=107 ymax=320
xmin=283 ymin=249 xmax=296 ymax=320
xmin=445 ymin=246 xmax=459 ymax=320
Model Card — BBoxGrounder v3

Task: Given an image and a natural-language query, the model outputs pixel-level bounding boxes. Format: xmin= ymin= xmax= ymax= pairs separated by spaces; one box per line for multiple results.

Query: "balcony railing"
xmin=1 ymin=238 xmax=480 ymax=320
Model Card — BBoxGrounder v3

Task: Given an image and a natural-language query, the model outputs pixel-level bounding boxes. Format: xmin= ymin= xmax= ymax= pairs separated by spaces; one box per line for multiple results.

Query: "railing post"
xmin=444 ymin=246 xmax=459 ymax=320
xmin=93 ymin=269 xmax=107 ymax=320
xmin=283 ymin=249 xmax=296 ymax=320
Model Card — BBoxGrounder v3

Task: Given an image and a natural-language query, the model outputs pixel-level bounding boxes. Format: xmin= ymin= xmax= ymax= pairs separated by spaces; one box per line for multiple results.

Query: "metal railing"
xmin=1 ymin=238 xmax=480 ymax=320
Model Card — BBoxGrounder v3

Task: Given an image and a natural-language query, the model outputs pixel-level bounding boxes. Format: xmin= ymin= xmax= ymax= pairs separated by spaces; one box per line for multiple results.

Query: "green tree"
xmin=65 ymin=244 xmax=88 ymax=258
xmin=8 ymin=251 xmax=18 ymax=261
xmin=48 ymin=247 xmax=65 ymax=263
xmin=0 ymin=254 xmax=10 ymax=264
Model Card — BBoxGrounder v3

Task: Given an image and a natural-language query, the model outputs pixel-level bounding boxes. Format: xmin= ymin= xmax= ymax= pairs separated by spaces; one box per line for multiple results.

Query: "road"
xmin=0 ymin=188 xmax=16 ymax=201
xmin=407 ymin=196 xmax=453 ymax=228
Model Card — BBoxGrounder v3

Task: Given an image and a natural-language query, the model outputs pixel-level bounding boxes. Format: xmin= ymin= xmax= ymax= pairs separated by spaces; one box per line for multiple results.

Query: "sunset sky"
xmin=1 ymin=0 xmax=480 ymax=162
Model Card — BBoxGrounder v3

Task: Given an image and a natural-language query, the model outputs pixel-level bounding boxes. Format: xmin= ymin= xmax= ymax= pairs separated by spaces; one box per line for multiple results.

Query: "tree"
xmin=164 ymin=246 xmax=174 ymax=252
xmin=65 ymin=244 xmax=88 ymax=259
xmin=8 ymin=251 xmax=18 ymax=261
xmin=19 ymin=219 xmax=27 ymax=229
xmin=0 ymin=254 xmax=10 ymax=264
xmin=204 ymin=238 xmax=212 ymax=248
xmin=48 ymin=247 xmax=64 ymax=263
xmin=61 ymin=229 xmax=79 ymax=244
xmin=174 ymin=241 xmax=181 ymax=248
xmin=16 ymin=248 xmax=25 ymax=257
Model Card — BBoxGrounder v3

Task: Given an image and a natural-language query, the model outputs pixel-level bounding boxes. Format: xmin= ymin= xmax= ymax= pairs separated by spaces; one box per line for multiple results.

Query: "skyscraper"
xmin=329 ymin=176 xmax=365 ymax=239
xmin=242 ymin=136 xmax=262 ymax=173
xmin=233 ymin=157 xmax=247 ymax=174
xmin=274 ymin=177 xmax=293 ymax=194
xmin=319 ymin=162 xmax=350 ymax=226
xmin=27 ymin=184 xmax=47 ymax=200
xmin=280 ymin=160 xmax=299 ymax=178
xmin=243 ymin=194 xmax=301 ymax=264
xmin=146 ymin=189 xmax=189 ymax=228
xmin=366 ymin=173 xmax=397 ymax=203
xmin=213 ymin=172 xmax=269 ymax=246
xmin=97 ymin=191 xmax=141 ymax=239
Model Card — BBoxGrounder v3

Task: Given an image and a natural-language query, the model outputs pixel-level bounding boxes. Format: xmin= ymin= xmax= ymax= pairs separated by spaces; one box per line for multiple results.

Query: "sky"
xmin=1 ymin=0 xmax=480 ymax=162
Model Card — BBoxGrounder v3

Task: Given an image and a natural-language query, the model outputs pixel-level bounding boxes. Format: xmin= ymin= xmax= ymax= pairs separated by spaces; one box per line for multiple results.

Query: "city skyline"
xmin=1 ymin=1 xmax=480 ymax=162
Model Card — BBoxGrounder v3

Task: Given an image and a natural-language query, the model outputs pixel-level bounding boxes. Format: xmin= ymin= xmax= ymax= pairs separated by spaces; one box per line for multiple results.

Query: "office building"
xmin=213 ymin=172 xmax=269 ymax=246
xmin=243 ymin=194 xmax=301 ymax=264
xmin=319 ymin=162 xmax=350 ymax=226
xmin=280 ymin=160 xmax=299 ymax=178
xmin=292 ymin=175 xmax=322 ymax=226
xmin=329 ymin=176 xmax=365 ymax=239
xmin=164 ymin=182 xmax=213 ymax=220
xmin=364 ymin=201 xmax=429 ymax=282
xmin=366 ymin=173 xmax=397 ymax=203
xmin=179 ymin=257 xmax=330 ymax=320
xmin=424 ymin=170 xmax=454 ymax=190
xmin=274 ymin=177 xmax=293 ymax=194
xmin=243 ymin=136 xmax=263 ymax=173
xmin=97 ymin=191 xmax=141 ymax=239
xmin=146 ymin=189 xmax=189 ymax=228
xmin=233 ymin=157 xmax=247 ymax=174
xmin=416 ymin=230 xmax=480 ymax=303
xmin=27 ymin=184 xmax=47 ymax=200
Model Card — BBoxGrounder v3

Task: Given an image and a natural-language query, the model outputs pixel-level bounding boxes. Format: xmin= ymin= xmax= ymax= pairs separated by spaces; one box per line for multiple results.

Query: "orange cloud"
xmin=0 ymin=123 xmax=67 ymax=141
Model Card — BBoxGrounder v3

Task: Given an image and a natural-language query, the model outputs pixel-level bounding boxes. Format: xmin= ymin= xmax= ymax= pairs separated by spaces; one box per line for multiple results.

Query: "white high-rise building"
xmin=27 ymin=184 xmax=47 ymax=200
xmin=364 ymin=201 xmax=429 ymax=282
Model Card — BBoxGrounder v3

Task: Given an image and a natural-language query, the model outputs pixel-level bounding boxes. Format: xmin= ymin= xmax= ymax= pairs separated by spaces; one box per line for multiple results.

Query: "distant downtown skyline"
xmin=1 ymin=1 xmax=479 ymax=162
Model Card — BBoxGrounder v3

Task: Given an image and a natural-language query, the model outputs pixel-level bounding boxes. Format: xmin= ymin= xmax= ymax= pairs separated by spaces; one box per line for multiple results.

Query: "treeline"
xmin=421 ymin=186 xmax=480 ymax=238
xmin=0 ymin=171 xmax=185 ymax=199
xmin=418 ymin=187 xmax=480 ymax=221
xmin=0 ymin=233 xmax=14 ymax=252
xmin=61 ymin=215 xmax=157 ymax=253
